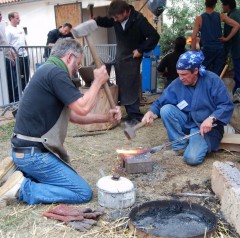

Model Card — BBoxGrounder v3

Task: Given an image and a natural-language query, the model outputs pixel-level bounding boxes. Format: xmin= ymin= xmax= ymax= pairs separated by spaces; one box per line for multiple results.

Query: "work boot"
xmin=0 ymin=157 xmax=16 ymax=186
xmin=163 ymin=149 xmax=185 ymax=159
xmin=0 ymin=171 xmax=24 ymax=202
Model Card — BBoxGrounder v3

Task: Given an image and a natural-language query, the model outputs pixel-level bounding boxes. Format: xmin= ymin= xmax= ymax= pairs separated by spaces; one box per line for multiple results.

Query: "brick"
xmin=211 ymin=161 xmax=240 ymax=236
xmin=221 ymin=187 xmax=240 ymax=235
xmin=120 ymin=154 xmax=153 ymax=174
xmin=211 ymin=161 xmax=240 ymax=199
xmin=220 ymin=134 xmax=240 ymax=152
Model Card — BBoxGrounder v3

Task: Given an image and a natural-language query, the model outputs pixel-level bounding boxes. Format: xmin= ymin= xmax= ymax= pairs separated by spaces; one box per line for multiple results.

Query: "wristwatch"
xmin=209 ymin=115 xmax=217 ymax=122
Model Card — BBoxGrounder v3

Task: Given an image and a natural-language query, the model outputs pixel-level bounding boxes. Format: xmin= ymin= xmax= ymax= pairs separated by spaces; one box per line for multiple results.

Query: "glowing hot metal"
xmin=117 ymin=125 xmax=217 ymax=156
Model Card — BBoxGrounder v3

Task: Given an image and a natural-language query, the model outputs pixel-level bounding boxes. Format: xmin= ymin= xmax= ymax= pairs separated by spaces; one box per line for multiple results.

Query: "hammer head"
xmin=123 ymin=122 xmax=136 ymax=140
xmin=72 ymin=19 xmax=98 ymax=38
xmin=123 ymin=120 xmax=147 ymax=140
xmin=87 ymin=3 xmax=94 ymax=10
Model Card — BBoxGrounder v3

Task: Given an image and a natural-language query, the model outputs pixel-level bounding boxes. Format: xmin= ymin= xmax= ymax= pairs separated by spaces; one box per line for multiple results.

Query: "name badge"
xmin=177 ymin=100 xmax=188 ymax=110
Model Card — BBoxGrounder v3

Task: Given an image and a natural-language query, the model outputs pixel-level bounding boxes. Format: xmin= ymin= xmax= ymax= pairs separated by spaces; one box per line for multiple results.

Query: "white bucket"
xmin=96 ymin=175 xmax=136 ymax=209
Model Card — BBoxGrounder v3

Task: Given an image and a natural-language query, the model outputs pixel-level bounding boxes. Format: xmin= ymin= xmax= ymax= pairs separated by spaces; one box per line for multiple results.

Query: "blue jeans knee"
xmin=184 ymin=152 xmax=205 ymax=166
xmin=183 ymin=132 xmax=208 ymax=166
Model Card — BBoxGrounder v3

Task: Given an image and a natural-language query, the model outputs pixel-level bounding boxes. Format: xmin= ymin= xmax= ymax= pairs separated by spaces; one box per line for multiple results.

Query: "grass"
xmin=0 ymin=121 xmax=15 ymax=143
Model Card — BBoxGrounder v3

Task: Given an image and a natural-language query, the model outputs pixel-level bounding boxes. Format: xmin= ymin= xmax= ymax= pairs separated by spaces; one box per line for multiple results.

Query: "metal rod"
xmin=168 ymin=193 xmax=216 ymax=198
xmin=150 ymin=124 xmax=217 ymax=154
xmin=150 ymin=130 xmax=200 ymax=153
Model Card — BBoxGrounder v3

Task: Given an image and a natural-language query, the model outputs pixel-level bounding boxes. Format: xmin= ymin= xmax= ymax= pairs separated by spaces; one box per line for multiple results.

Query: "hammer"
xmin=87 ymin=3 xmax=94 ymax=19
xmin=72 ymin=20 xmax=116 ymax=109
xmin=124 ymin=121 xmax=147 ymax=140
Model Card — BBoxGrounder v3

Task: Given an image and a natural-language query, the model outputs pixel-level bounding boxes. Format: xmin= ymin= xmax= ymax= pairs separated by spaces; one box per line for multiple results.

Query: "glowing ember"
xmin=116 ymin=149 xmax=147 ymax=155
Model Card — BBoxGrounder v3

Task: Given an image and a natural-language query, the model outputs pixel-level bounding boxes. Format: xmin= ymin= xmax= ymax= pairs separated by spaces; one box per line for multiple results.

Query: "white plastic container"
xmin=96 ymin=175 xmax=136 ymax=209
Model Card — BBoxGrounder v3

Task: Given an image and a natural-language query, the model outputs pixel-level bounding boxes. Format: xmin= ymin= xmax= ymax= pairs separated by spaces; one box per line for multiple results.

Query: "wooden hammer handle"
xmin=85 ymin=35 xmax=116 ymax=109
xmin=133 ymin=121 xmax=147 ymax=131
xmin=220 ymin=64 xmax=228 ymax=79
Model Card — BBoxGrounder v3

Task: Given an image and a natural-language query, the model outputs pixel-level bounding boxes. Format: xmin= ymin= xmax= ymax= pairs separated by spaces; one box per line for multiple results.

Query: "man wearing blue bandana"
xmin=142 ymin=51 xmax=234 ymax=166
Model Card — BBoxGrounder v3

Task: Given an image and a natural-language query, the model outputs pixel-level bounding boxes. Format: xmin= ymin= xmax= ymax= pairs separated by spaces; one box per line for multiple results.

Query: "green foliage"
xmin=0 ymin=121 xmax=14 ymax=142
xmin=159 ymin=2 xmax=197 ymax=55
xmin=159 ymin=0 xmax=240 ymax=56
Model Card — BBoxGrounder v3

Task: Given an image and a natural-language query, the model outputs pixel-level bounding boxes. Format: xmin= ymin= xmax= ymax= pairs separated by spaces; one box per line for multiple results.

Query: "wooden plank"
xmin=54 ymin=2 xmax=82 ymax=28
xmin=219 ymin=144 xmax=240 ymax=152
xmin=54 ymin=3 xmax=84 ymax=46
xmin=221 ymin=134 xmax=240 ymax=144
xmin=220 ymin=134 xmax=240 ymax=152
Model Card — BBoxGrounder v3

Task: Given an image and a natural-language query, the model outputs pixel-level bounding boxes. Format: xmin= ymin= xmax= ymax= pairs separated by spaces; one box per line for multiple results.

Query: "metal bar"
xmin=150 ymin=124 xmax=217 ymax=154
xmin=167 ymin=193 xmax=216 ymax=198
xmin=150 ymin=130 xmax=200 ymax=153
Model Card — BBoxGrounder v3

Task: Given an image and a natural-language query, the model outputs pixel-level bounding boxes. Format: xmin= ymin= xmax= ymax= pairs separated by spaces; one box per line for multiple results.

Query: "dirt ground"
xmin=0 ymin=99 xmax=240 ymax=238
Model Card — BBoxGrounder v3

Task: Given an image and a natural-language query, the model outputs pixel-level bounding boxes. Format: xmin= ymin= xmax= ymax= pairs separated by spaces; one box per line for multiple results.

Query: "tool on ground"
xmin=73 ymin=131 xmax=106 ymax=138
xmin=72 ymin=20 xmax=116 ymax=109
xmin=220 ymin=64 xmax=228 ymax=79
xmin=166 ymin=192 xmax=216 ymax=198
xmin=124 ymin=121 xmax=147 ymax=140
xmin=122 ymin=124 xmax=217 ymax=155
xmin=43 ymin=204 xmax=105 ymax=232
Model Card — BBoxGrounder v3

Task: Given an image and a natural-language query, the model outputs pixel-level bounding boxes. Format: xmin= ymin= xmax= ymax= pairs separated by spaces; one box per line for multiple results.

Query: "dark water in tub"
xmin=131 ymin=205 xmax=216 ymax=238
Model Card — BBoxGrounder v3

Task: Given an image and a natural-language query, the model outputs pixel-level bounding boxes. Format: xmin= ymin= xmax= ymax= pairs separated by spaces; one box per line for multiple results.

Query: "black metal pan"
xmin=128 ymin=200 xmax=217 ymax=238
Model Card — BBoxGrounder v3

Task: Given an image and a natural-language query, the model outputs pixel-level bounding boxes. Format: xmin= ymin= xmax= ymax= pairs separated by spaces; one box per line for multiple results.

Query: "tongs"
xmin=134 ymin=124 xmax=217 ymax=155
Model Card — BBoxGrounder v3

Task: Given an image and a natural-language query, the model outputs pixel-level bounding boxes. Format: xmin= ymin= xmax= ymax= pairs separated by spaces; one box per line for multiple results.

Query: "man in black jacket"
xmin=44 ymin=23 xmax=74 ymax=59
xmin=95 ymin=0 xmax=160 ymax=125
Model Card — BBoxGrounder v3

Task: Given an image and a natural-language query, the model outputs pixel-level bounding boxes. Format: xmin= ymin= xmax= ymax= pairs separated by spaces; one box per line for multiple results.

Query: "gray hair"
xmin=50 ymin=38 xmax=83 ymax=58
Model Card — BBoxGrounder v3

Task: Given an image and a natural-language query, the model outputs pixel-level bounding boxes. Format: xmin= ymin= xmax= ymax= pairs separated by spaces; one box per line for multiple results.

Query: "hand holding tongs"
xmin=139 ymin=124 xmax=217 ymax=155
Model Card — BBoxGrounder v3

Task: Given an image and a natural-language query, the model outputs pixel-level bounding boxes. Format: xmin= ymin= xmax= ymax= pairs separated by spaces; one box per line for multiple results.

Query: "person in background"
xmin=191 ymin=0 xmax=239 ymax=76
xmin=221 ymin=0 xmax=240 ymax=94
xmin=6 ymin=12 xmax=29 ymax=92
xmin=0 ymin=38 xmax=121 ymax=205
xmin=44 ymin=22 xmax=74 ymax=59
xmin=0 ymin=11 xmax=18 ymax=102
xmin=142 ymin=51 xmax=234 ymax=166
xmin=95 ymin=0 xmax=160 ymax=126
xmin=157 ymin=36 xmax=186 ymax=88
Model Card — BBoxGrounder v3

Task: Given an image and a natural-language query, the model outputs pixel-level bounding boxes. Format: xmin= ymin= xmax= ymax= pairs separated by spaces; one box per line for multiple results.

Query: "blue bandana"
xmin=176 ymin=50 xmax=206 ymax=76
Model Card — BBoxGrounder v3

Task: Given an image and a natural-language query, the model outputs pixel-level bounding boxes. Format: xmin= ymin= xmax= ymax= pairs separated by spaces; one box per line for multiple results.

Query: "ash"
xmin=132 ymin=206 xmax=215 ymax=237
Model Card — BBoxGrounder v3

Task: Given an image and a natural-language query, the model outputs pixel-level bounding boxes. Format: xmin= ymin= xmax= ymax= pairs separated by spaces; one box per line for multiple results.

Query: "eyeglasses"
xmin=71 ymin=53 xmax=83 ymax=69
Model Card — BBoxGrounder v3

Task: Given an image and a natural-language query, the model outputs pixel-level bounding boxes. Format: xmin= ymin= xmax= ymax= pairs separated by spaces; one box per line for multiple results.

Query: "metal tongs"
xmin=136 ymin=124 xmax=217 ymax=155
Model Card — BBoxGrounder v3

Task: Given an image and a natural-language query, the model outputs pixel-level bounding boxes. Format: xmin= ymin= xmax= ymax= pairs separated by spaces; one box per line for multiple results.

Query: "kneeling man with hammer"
xmin=143 ymin=51 xmax=234 ymax=165
xmin=0 ymin=38 xmax=121 ymax=204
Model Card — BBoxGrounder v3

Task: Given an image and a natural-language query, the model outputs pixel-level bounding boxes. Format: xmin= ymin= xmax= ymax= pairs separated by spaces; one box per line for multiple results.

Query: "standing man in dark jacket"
xmin=95 ymin=0 xmax=160 ymax=125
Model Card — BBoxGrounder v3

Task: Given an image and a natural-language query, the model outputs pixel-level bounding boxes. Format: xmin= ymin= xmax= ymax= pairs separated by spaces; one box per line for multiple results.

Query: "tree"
xmin=159 ymin=0 xmax=240 ymax=55
xmin=159 ymin=1 xmax=198 ymax=55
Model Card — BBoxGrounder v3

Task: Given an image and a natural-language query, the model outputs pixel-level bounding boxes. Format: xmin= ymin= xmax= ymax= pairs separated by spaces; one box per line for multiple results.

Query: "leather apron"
xmin=114 ymin=57 xmax=142 ymax=105
xmin=14 ymin=107 xmax=71 ymax=164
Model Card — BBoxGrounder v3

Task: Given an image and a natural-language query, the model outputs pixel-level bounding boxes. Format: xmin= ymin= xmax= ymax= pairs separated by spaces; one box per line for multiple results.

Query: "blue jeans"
xmin=12 ymin=150 xmax=93 ymax=204
xmin=160 ymin=104 xmax=208 ymax=165
xmin=202 ymin=48 xmax=225 ymax=76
